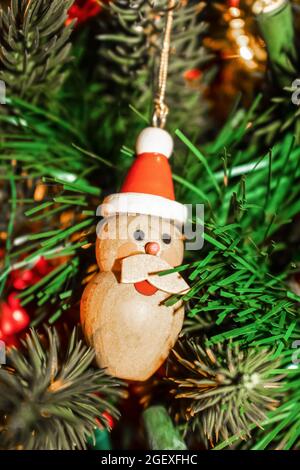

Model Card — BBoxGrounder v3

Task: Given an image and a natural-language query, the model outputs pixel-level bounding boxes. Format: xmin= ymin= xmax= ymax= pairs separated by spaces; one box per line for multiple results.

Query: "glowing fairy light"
xmin=239 ymin=45 xmax=254 ymax=61
xmin=229 ymin=7 xmax=240 ymax=18
xmin=230 ymin=18 xmax=245 ymax=29
xmin=226 ymin=0 xmax=256 ymax=66
xmin=236 ymin=35 xmax=250 ymax=46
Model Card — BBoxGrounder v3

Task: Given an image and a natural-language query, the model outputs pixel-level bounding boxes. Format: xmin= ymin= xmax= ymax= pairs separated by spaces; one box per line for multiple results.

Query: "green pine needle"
xmin=167 ymin=339 xmax=283 ymax=447
xmin=0 ymin=0 xmax=75 ymax=102
xmin=0 ymin=328 xmax=125 ymax=450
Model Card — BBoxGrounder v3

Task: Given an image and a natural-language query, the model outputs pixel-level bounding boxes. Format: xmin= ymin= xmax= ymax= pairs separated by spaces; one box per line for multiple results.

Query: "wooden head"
xmin=96 ymin=214 xmax=184 ymax=272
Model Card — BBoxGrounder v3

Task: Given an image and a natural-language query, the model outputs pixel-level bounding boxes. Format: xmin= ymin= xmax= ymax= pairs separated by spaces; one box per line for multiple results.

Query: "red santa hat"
xmin=101 ymin=127 xmax=187 ymax=224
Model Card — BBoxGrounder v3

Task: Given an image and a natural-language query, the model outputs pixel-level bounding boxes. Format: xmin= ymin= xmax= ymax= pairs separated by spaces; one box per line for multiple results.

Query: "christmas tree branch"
xmin=0 ymin=0 xmax=75 ymax=103
xmin=0 ymin=328 xmax=125 ymax=450
xmin=98 ymin=0 xmax=214 ymax=137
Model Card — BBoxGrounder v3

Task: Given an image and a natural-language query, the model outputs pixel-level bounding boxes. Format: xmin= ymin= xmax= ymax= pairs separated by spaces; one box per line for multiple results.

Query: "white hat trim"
xmin=101 ymin=193 xmax=187 ymax=224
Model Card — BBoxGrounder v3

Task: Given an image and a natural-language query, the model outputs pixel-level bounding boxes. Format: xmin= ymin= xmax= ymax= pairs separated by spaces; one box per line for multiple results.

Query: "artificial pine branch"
xmin=173 ymin=124 xmax=300 ymax=348
xmin=98 ymin=0 xmax=214 ymax=136
xmin=140 ymin=103 xmax=300 ymax=449
xmin=0 ymin=0 xmax=75 ymax=103
xmin=1 ymin=3 xmax=300 ymax=449
xmin=167 ymin=339 xmax=283 ymax=447
xmin=249 ymin=366 xmax=300 ymax=450
xmin=0 ymin=328 xmax=125 ymax=450
xmin=211 ymin=354 xmax=300 ymax=450
xmin=0 ymin=96 xmax=102 ymax=322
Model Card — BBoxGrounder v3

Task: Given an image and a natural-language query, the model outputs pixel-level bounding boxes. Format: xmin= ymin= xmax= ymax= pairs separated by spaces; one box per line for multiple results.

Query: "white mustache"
xmin=121 ymin=254 xmax=190 ymax=295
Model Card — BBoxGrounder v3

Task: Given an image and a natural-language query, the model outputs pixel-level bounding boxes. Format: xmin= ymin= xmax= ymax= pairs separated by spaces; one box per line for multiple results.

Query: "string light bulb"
xmin=226 ymin=1 xmax=256 ymax=66
xmin=239 ymin=45 xmax=254 ymax=61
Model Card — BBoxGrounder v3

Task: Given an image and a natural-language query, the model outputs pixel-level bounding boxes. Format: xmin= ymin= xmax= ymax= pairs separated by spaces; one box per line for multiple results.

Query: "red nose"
xmin=145 ymin=242 xmax=160 ymax=255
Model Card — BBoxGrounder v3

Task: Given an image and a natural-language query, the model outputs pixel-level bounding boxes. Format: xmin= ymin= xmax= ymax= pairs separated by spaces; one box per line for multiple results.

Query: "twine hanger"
xmin=152 ymin=0 xmax=180 ymax=129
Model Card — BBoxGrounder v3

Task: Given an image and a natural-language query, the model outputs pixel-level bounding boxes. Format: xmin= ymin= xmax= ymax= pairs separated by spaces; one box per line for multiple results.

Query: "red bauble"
xmin=0 ymin=329 xmax=18 ymax=348
xmin=11 ymin=268 xmax=38 ymax=290
xmin=67 ymin=0 xmax=102 ymax=26
xmin=10 ymin=256 xmax=52 ymax=290
xmin=1 ymin=256 xmax=53 ymax=347
xmin=0 ymin=293 xmax=30 ymax=337
xmin=0 ymin=293 xmax=30 ymax=348
xmin=35 ymin=256 xmax=52 ymax=276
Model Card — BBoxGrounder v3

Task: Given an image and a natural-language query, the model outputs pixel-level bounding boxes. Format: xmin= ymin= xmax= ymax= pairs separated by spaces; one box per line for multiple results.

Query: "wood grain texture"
xmin=81 ymin=271 xmax=184 ymax=381
xmin=81 ymin=214 xmax=187 ymax=381
xmin=121 ymin=254 xmax=190 ymax=294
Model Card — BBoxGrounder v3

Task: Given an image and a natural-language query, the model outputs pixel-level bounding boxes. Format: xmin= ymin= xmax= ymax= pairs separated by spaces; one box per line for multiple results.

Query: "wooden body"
xmin=81 ymin=271 xmax=184 ymax=381
xmin=81 ymin=214 xmax=187 ymax=381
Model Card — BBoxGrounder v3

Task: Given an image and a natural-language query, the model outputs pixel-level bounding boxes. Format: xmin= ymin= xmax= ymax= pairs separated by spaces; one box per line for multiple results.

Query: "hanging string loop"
xmin=152 ymin=0 xmax=178 ymax=128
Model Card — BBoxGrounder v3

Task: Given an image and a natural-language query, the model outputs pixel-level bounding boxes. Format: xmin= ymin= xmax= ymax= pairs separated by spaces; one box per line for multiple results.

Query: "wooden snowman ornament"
xmin=81 ymin=127 xmax=189 ymax=381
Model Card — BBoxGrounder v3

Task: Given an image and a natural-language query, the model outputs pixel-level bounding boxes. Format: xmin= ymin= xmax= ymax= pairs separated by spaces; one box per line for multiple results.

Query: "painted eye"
xmin=133 ymin=229 xmax=145 ymax=241
xmin=162 ymin=233 xmax=172 ymax=245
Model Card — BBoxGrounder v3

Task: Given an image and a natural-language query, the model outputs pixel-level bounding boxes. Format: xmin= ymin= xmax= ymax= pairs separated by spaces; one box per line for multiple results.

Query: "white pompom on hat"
xmin=136 ymin=127 xmax=174 ymax=158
